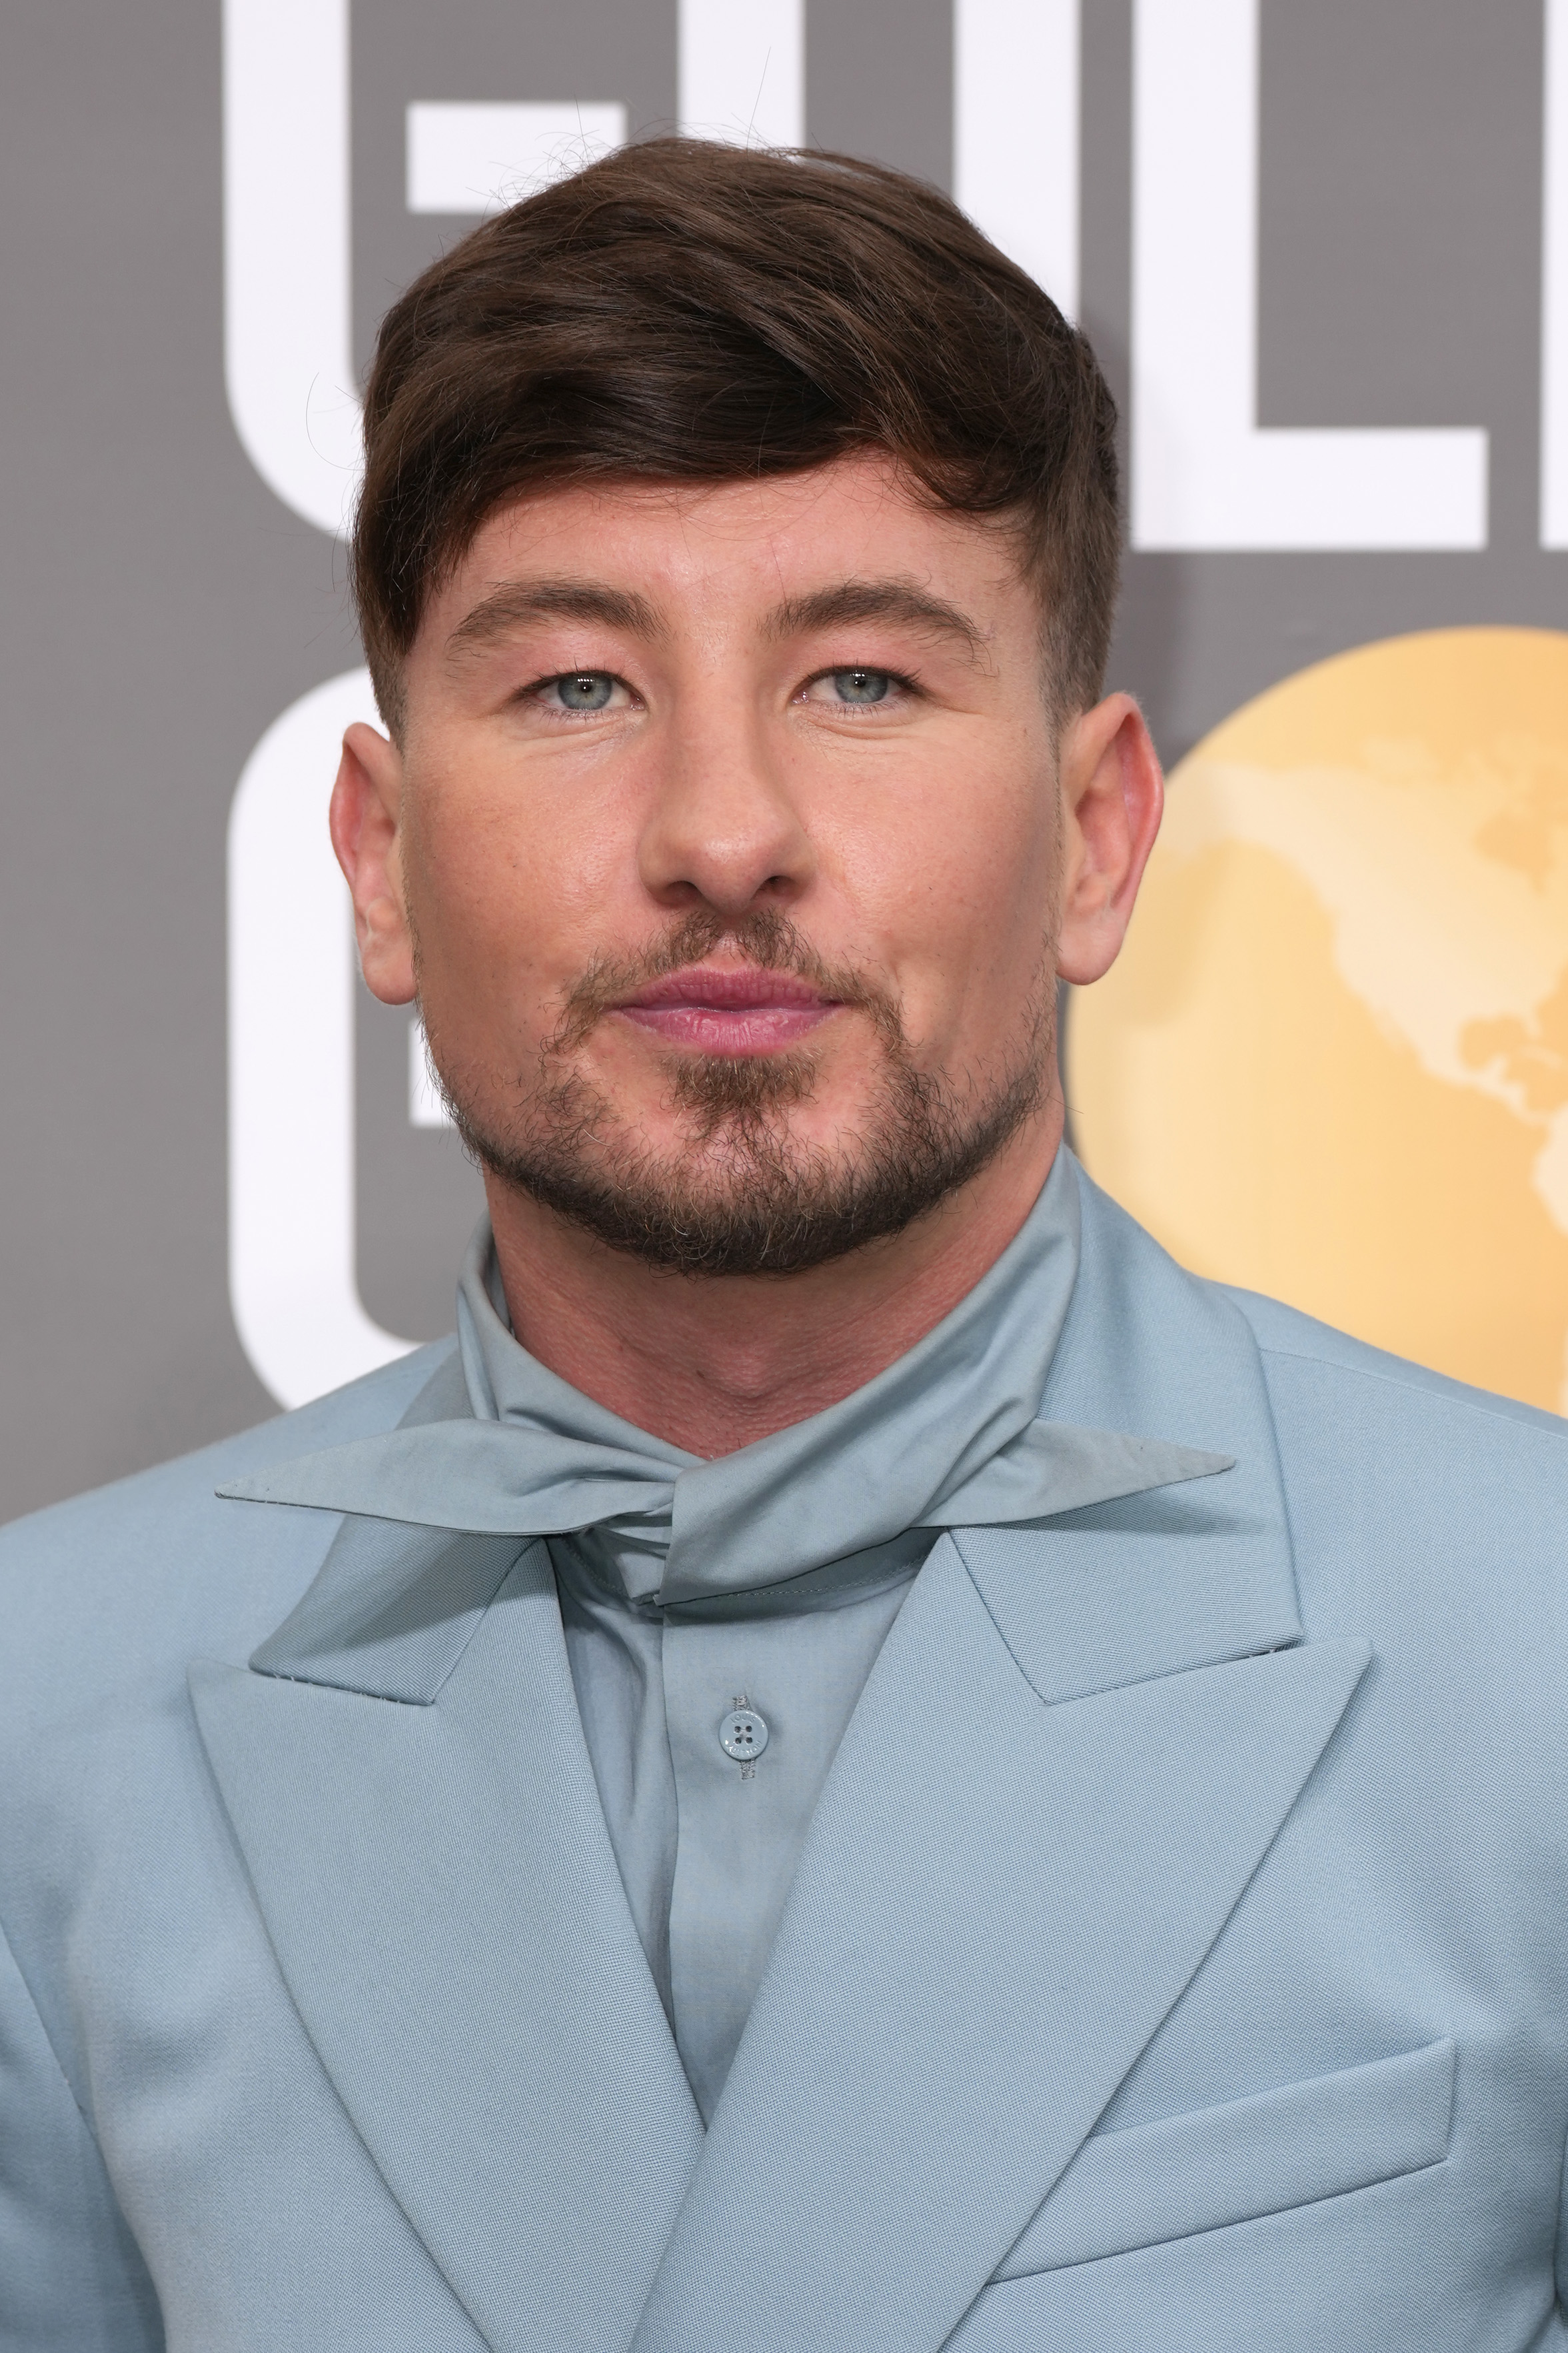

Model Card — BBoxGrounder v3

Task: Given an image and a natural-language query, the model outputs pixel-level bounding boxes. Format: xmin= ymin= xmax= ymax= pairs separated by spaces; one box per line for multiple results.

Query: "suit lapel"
xmin=632 ymin=1546 xmax=1366 ymax=2353
xmin=191 ymin=1533 xmax=703 ymax=2353
xmin=193 ymin=1169 xmax=1363 ymax=2353
xmin=633 ymin=1174 xmax=1368 ymax=2353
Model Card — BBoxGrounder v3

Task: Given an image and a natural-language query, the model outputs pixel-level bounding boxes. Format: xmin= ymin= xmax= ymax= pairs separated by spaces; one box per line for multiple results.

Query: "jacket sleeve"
xmin=0 ymin=1915 xmax=163 ymax=2352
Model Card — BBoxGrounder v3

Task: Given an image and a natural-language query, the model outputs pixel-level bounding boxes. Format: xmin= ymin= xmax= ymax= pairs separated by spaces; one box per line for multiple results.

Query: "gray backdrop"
xmin=0 ymin=0 xmax=1558 ymax=1518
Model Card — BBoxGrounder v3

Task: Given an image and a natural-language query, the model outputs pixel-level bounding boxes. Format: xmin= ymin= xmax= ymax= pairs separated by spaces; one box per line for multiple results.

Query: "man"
xmin=2 ymin=136 xmax=1566 ymax=2353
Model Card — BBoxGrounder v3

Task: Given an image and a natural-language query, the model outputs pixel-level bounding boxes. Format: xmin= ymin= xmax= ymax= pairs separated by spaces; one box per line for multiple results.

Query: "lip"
xmin=614 ymin=963 xmax=842 ymax=1055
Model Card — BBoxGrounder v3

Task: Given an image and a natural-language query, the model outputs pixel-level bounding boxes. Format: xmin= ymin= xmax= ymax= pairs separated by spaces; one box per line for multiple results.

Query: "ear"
xmin=329 ymin=721 xmax=416 ymax=1005
xmin=1054 ymin=693 xmax=1165 ymax=987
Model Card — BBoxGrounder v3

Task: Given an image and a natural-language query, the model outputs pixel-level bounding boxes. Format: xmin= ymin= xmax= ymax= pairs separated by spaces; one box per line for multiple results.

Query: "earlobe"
xmin=329 ymin=721 xmax=417 ymax=1005
xmin=1054 ymin=694 xmax=1165 ymax=988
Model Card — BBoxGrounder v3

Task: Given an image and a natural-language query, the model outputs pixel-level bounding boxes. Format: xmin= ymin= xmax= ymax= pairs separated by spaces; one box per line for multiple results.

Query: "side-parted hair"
xmin=351 ymin=138 xmax=1120 ymax=735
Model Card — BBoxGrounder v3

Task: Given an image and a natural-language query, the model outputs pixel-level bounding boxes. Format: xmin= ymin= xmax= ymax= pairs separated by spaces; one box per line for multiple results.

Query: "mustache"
xmin=544 ymin=907 xmax=902 ymax=1056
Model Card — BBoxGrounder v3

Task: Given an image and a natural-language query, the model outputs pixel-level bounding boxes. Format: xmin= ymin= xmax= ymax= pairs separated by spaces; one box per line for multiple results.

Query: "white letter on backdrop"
xmin=223 ymin=0 xmax=361 ymax=539
xmin=954 ymin=0 xmax=1079 ymax=319
xmin=229 ymin=671 xmax=418 ymax=1409
xmin=1543 ymin=0 xmax=1568 ymax=544
xmin=406 ymin=101 xmax=627 ymax=215
xmin=679 ymin=0 xmax=804 ymax=147
xmin=1131 ymin=0 xmax=1487 ymax=550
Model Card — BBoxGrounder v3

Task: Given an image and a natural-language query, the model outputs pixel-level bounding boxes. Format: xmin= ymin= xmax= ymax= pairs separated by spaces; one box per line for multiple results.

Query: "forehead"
xmin=418 ymin=453 xmax=1032 ymax=647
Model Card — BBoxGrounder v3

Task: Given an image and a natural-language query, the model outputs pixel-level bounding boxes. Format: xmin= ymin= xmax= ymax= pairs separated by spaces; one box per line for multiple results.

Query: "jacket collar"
xmin=191 ymin=1171 xmax=1364 ymax=2353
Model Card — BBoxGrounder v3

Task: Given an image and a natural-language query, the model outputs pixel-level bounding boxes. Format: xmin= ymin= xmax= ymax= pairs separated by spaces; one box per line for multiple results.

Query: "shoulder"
xmin=1217 ymin=1282 xmax=1568 ymax=1644
xmin=0 ymin=1342 xmax=456 ymax=1717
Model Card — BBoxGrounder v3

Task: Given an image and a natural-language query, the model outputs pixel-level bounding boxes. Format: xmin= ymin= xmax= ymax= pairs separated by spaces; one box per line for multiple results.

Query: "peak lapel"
xmin=634 ymin=1173 xmax=1366 ymax=2353
xmin=633 ymin=1544 xmax=1367 ymax=2353
xmin=191 ymin=1534 xmax=703 ymax=2353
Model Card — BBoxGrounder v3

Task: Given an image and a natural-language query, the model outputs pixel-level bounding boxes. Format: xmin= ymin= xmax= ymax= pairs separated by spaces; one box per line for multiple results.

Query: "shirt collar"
xmin=456 ymin=1149 xmax=1087 ymax=1602
xmin=223 ymin=1153 xmax=1231 ymax=1608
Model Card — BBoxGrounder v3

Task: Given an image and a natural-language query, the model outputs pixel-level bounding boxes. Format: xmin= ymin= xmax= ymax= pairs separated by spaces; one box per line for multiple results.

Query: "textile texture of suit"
xmin=2 ymin=1173 xmax=1567 ymax=2351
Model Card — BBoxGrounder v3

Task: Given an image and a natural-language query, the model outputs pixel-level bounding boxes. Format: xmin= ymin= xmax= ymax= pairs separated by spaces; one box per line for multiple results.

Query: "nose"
xmin=636 ymin=691 xmax=815 ymax=919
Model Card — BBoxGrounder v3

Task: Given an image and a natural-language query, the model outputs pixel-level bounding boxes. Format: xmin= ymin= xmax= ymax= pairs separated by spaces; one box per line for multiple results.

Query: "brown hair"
xmin=352 ymin=137 xmax=1120 ymax=735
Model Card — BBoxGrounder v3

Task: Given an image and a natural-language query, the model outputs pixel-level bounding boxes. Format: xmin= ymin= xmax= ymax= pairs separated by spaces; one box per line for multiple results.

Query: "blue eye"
xmin=832 ymin=668 xmax=892 ymax=704
xmin=552 ymin=673 xmax=615 ymax=711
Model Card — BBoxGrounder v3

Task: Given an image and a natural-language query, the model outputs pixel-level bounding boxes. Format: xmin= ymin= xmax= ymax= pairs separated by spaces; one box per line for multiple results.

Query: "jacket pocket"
xmin=994 ymin=2038 xmax=1455 ymax=2279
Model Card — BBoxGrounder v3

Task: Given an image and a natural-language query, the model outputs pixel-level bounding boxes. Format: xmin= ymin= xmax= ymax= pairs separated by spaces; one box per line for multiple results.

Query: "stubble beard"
xmin=424 ymin=906 xmax=1055 ymax=1278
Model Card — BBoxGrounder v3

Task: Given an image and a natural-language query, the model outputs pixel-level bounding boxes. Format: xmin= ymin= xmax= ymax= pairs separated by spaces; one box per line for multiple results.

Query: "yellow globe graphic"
xmin=1068 ymin=627 xmax=1568 ymax=1415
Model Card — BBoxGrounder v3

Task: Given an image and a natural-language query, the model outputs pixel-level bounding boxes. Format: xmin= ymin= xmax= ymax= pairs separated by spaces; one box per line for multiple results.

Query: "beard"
xmin=426 ymin=906 xmax=1054 ymax=1278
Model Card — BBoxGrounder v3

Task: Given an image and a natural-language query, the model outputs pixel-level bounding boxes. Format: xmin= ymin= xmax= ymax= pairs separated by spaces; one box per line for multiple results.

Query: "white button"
xmin=720 ymin=1706 xmax=769 ymax=1760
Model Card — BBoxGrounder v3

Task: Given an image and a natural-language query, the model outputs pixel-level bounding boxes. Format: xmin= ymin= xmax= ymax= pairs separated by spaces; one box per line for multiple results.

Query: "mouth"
xmin=614 ymin=964 xmax=843 ymax=1056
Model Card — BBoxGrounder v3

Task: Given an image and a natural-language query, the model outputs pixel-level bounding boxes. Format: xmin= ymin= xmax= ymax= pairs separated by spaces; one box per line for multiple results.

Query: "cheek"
xmin=815 ymin=757 xmax=1057 ymax=1031
xmin=400 ymin=761 xmax=625 ymax=995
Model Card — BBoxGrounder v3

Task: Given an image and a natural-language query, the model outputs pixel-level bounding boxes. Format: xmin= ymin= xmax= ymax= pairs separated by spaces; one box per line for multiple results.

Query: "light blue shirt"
xmin=225 ymin=1152 xmax=1227 ymax=2120
xmin=456 ymin=1154 xmax=1205 ymax=2116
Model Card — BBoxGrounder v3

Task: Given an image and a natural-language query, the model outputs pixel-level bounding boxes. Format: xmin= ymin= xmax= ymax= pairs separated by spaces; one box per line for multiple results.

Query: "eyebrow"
xmin=765 ymin=579 xmax=988 ymax=661
xmin=444 ymin=573 xmax=988 ymax=664
xmin=446 ymin=579 xmax=665 ymax=658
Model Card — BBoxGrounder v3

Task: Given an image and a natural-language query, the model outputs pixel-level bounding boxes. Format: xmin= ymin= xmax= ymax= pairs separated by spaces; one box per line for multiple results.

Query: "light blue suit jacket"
xmin=4 ymin=1174 xmax=1568 ymax=2352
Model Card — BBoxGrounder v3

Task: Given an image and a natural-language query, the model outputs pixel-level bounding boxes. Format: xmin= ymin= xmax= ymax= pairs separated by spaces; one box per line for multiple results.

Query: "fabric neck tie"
xmin=221 ymin=1153 xmax=1231 ymax=1608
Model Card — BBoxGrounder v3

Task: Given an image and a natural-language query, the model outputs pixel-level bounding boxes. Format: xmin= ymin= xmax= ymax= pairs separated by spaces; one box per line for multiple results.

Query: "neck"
xmin=484 ymin=1107 xmax=1064 ymax=1457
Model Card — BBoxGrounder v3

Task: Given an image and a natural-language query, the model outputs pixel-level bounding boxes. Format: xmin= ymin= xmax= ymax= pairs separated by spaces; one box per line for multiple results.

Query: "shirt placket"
xmin=662 ymin=1614 xmax=781 ymax=2122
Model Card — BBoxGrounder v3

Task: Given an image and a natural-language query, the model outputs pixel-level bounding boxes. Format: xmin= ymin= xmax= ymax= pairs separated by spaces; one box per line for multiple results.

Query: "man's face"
xmin=346 ymin=454 xmax=1132 ymax=1274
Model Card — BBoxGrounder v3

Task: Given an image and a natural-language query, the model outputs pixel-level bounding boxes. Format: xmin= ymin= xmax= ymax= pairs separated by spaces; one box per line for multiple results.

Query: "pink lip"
xmin=616 ymin=965 xmax=841 ymax=1055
